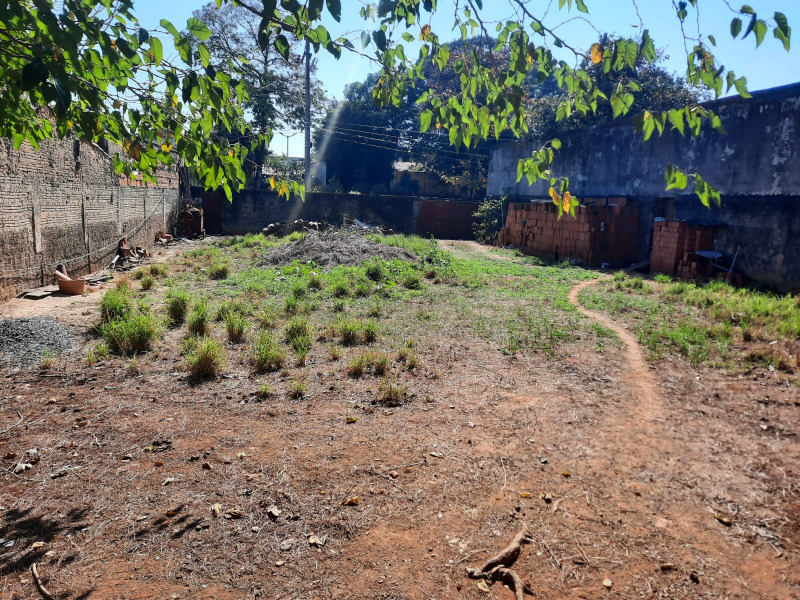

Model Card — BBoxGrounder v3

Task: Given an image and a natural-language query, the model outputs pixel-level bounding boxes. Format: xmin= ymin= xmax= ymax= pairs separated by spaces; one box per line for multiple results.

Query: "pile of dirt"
xmin=262 ymin=230 xmax=417 ymax=268
xmin=0 ymin=317 xmax=76 ymax=365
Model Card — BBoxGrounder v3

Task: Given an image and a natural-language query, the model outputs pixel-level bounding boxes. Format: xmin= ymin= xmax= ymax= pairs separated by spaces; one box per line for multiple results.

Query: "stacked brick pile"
xmin=497 ymin=198 xmax=639 ymax=266
xmin=651 ymin=220 xmax=715 ymax=278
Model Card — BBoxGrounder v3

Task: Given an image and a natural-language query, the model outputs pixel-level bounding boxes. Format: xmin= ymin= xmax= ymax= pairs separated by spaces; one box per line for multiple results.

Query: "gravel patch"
xmin=262 ymin=230 xmax=417 ymax=269
xmin=0 ymin=317 xmax=77 ymax=366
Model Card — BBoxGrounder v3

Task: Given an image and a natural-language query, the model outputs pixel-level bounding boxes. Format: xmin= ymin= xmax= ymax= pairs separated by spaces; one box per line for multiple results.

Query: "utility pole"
xmin=276 ymin=131 xmax=299 ymax=182
xmin=304 ymin=38 xmax=312 ymax=190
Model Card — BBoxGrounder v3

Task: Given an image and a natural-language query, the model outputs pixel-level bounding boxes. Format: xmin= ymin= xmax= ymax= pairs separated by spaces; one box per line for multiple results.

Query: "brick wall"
xmin=497 ymin=198 xmax=639 ymax=266
xmin=0 ymin=137 xmax=182 ymax=302
xmin=651 ymin=220 xmax=715 ymax=277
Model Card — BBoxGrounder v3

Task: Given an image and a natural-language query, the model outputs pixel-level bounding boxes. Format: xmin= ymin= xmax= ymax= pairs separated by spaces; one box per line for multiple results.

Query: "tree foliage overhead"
xmin=0 ymin=0 xmax=792 ymax=209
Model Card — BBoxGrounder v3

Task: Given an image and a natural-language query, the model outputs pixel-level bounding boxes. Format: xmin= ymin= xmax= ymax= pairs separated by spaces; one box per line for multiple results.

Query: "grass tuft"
xmin=186 ymin=337 xmax=226 ymax=379
xmin=251 ymin=331 xmax=286 ymax=372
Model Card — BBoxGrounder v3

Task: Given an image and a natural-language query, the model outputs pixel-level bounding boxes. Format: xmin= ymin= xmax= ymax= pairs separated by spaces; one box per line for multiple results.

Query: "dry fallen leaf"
xmin=236 ymin=452 xmax=246 ymax=460
xmin=520 ymin=492 xmax=533 ymax=498
xmin=346 ymin=417 xmax=358 ymax=424
xmin=342 ymin=496 xmax=360 ymax=506
xmin=603 ymin=578 xmax=613 ymax=589
xmin=202 ymin=462 xmax=212 ymax=470
xmin=388 ymin=471 xmax=398 ymax=479
xmin=161 ymin=477 xmax=174 ymax=486
xmin=154 ymin=460 xmax=165 ymax=467
xmin=562 ymin=470 xmax=571 ymax=477
xmin=30 ymin=541 xmax=45 ymax=550
xmin=267 ymin=506 xmax=282 ymax=520
xmin=715 ymin=513 xmax=732 ymax=526
xmin=210 ymin=503 xmax=223 ymax=517
xmin=429 ymin=452 xmax=443 ymax=458
xmin=225 ymin=507 xmax=244 ymax=519
xmin=477 ymin=580 xmax=491 ymax=593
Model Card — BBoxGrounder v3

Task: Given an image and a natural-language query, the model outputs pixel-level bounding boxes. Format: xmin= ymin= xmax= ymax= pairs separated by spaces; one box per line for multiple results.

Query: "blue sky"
xmin=136 ymin=1 xmax=799 ymax=156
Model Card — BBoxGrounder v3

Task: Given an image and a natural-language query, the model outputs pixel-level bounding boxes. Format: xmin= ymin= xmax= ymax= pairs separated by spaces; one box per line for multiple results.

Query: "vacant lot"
xmin=1 ymin=233 xmax=798 ymax=600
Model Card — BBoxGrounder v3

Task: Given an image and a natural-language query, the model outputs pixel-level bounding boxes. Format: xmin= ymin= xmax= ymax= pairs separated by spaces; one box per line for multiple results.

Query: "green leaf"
xmin=274 ymin=34 xmax=290 ymax=60
xmin=707 ymin=34 xmax=716 ymax=46
xmin=198 ymin=43 xmax=211 ymax=68
xmin=740 ymin=5 xmax=755 ymax=15
xmin=420 ymin=110 xmax=433 ymax=132
xmin=361 ymin=31 xmax=370 ymax=48
xmin=753 ymin=19 xmax=767 ymax=46
xmin=326 ymin=0 xmax=342 ymax=22
xmin=372 ymin=29 xmax=387 ymax=51
xmin=160 ymin=19 xmax=180 ymax=39
xmin=186 ymin=17 xmax=212 ymax=41
xmin=576 ymin=0 xmax=588 ymax=13
xmin=402 ymin=32 xmax=414 ymax=42
xmin=734 ymin=76 xmax=751 ymax=98
xmin=667 ymin=109 xmax=685 ymax=135
xmin=730 ymin=17 xmax=742 ymax=38
xmin=149 ymin=37 xmax=163 ymax=64
xmin=137 ymin=27 xmax=149 ymax=44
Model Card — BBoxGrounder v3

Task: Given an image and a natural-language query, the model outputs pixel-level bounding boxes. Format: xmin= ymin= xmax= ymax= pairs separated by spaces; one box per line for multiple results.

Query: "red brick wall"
xmin=651 ymin=220 xmax=716 ymax=279
xmin=497 ymin=198 xmax=639 ymax=266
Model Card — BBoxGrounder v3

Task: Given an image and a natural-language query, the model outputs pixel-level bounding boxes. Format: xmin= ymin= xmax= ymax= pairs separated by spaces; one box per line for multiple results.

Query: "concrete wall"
xmin=488 ymin=83 xmax=800 ymax=291
xmin=0 ymin=137 xmax=182 ymax=301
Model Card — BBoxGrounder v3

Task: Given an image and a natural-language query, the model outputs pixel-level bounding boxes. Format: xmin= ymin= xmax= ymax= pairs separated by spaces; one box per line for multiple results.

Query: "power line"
xmin=320 ymin=132 xmax=488 ymax=167
xmin=318 ymin=127 xmax=489 ymax=160
xmin=321 ymin=123 xmax=491 ymax=155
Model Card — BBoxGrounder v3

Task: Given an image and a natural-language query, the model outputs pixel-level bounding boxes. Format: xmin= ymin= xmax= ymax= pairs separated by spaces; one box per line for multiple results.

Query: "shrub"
xmin=367 ymin=299 xmax=383 ymax=318
xmin=288 ymin=379 xmax=307 ymax=398
xmin=364 ymin=260 xmax=385 ymax=282
xmin=402 ymin=272 xmax=422 ymax=290
xmin=149 ymin=264 xmax=169 ymax=278
xmin=363 ymin=319 xmax=378 ymax=343
xmin=225 ymin=312 xmax=248 ymax=343
xmin=251 ymin=331 xmax=286 ymax=372
xmin=208 ymin=261 xmax=231 ymax=280
xmin=140 ymin=275 xmax=155 ymax=290
xmin=284 ymin=296 xmax=299 ymax=315
xmin=347 ymin=351 xmax=389 ymax=377
xmin=471 ymin=196 xmax=509 ymax=242
xmin=186 ymin=337 xmax=226 ymax=379
xmin=378 ymin=377 xmax=409 ymax=405
xmin=654 ymin=273 xmax=673 ymax=284
xmin=354 ymin=280 xmax=372 ymax=298
xmin=328 ymin=344 xmax=342 ymax=361
xmin=255 ymin=305 xmax=278 ymax=328
xmin=100 ymin=313 xmax=159 ymax=355
xmin=216 ymin=299 xmax=250 ymax=322
xmin=308 ymin=273 xmax=324 ymax=290
xmin=285 ymin=316 xmax=313 ymax=361
xmin=337 ymin=318 xmax=361 ymax=346
xmin=100 ymin=287 xmax=133 ymax=322
xmin=332 ymin=281 xmax=350 ymax=298
xmin=165 ymin=288 xmax=191 ymax=325
xmin=188 ymin=299 xmax=211 ymax=337
xmin=291 ymin=281 xmax=308 ymax=299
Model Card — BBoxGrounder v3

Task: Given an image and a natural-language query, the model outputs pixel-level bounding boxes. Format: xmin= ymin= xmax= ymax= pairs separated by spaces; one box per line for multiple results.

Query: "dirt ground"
xmin=1 ymin=240 xmax=798 ymax=600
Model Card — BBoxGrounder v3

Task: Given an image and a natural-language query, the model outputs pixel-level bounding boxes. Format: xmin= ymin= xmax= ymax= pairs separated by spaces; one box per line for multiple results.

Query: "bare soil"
xmin=1 ymin=241 xmax=798 ymax=600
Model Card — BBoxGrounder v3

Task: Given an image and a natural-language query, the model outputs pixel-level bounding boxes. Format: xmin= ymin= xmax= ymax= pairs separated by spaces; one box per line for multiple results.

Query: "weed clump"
xmin=251 ymin=331 xmax=286 ymax=372
xmin=208 ymin=261 xmax=231 ymax=280
xmin=188 ymin=299 xmax=211 ymax=337
xmin=165 ymin=288 xmax=191 ymax=325
xmin=378 ymin=377 xmax=409 ymax=406
xmin=140 ymin=275 xmax=155 ymax=290
xmin=100 ymin=313 xmax=159 ymax=355
xmin=186 ymin=337 xmax=226 ymax=379
xmin=402 ymin=272 xmax=422 ymax=290
xmin=346 ymin=351 xmax=390 ymax=377
xmin=288 ymin=378 xmax=307 ymax=398
xmin=100 ymin=287 xmax=133 ymax=322
xmin=225 ymin=312 xmax=248 ymax=343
